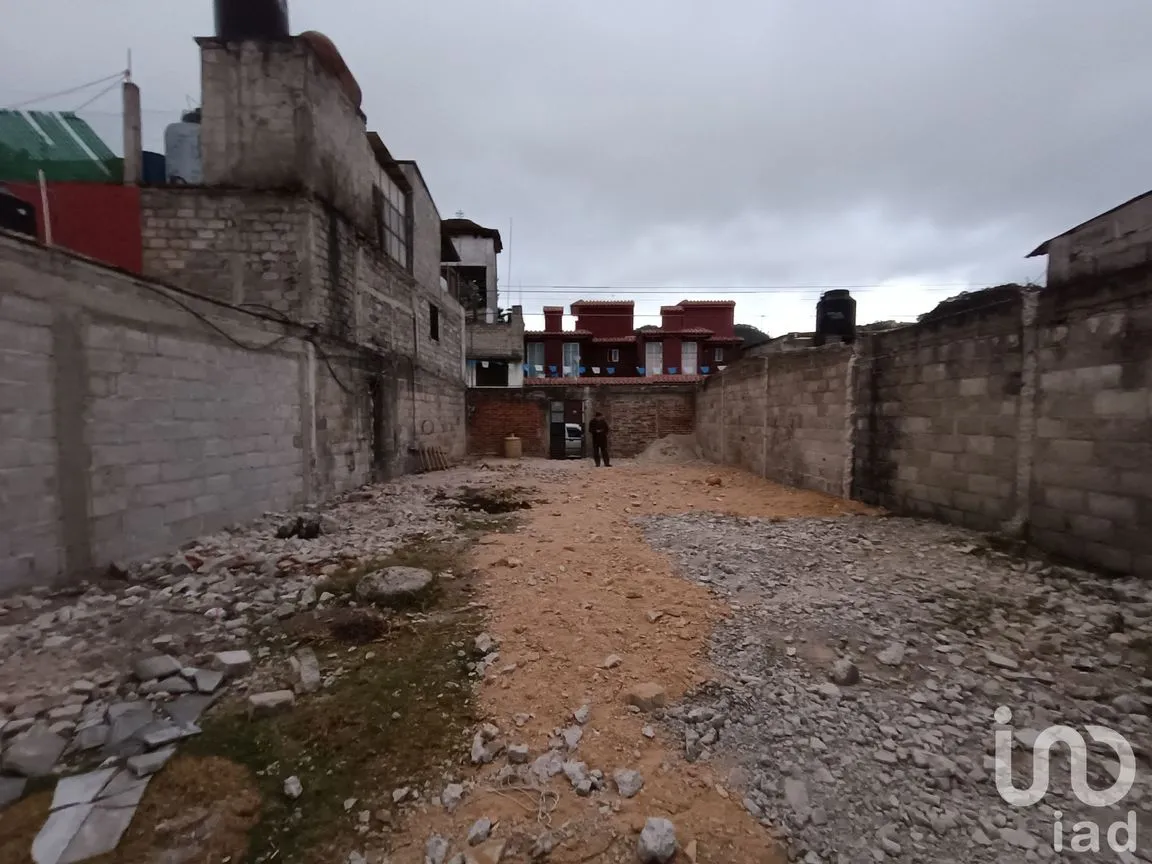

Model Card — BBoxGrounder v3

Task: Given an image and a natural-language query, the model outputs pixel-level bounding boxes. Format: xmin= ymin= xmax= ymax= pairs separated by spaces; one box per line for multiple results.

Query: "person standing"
xmin=589 ymin=412 xmax=611 ymax=467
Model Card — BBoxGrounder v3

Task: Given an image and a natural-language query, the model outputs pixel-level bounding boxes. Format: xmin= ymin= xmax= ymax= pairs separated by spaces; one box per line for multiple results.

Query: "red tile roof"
xmin=641 ymin=327 xmax=714 ymax=336
xmin=570 ymin=300 xmax=635 ymax=308
xmin=591 ymin=334 xmax=638 ymax=343
xmin=542 ymin=305 xmax=564 ymax=313
xmin=524 ymin=375 xmax=704 ymax=386
xmin=523 ymin=329 xmax=593 ymax=337
xmin=678 ymin=300 xmax=737 ymax=307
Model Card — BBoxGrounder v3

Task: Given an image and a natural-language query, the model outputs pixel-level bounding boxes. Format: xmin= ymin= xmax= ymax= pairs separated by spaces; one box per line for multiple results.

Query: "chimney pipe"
xmin=122 ymin=81 xmax=142 ymax=185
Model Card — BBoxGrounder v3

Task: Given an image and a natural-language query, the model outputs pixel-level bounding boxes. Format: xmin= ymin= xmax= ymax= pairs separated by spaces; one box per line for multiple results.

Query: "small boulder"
xmin=355 ymin=567 xmax=434 ymax=606
xmin=212 ymin=650 xmax=253 ymax=678
xmin=508 ymin=744 xmax=530 ymax=764
xmin=248 ymin=690 xmax=295 ymax=719
xmin=626 ymin=683 xmax=667 ymax=712
xmin=442 ymin=783 xmax=465 ymax=813
xmin=600 ymin=654 xmax=622 ymax=669
xmin=284 ymin=776 xmax=303 ymax=799
xmin=613 ymin=768 xmax=644 ymax=798
xmin=830 ymin=659 xmax=860 ymax=686
xmin=468 ymin=816 xmax=492 ymax=846
xmin=638 ymin=817 xmax=678 ymax=863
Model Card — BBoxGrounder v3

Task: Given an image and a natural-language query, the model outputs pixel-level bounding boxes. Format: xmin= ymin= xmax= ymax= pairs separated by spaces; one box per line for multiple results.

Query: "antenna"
xmin=508 ymin=216 xmax=514 ymax=308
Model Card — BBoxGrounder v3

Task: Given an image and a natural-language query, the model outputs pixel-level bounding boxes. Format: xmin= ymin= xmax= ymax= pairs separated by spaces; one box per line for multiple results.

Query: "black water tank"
xmin=0 ymin=187 xmax=37 ymax=238
xmin=214 ymin=0 xmax=290 ymax=41
xmin=813 ymin=289 xmax=857 ymax=346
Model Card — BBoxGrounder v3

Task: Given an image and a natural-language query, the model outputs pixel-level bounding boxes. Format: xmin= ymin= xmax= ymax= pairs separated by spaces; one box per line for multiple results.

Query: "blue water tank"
xmin=141 ymin=151 xmax=166 ymax=185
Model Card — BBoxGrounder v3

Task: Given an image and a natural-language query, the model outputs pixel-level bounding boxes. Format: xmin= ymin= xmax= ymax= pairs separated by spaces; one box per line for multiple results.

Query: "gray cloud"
xmin=4 ymin=0 xmax=1150 ymax=332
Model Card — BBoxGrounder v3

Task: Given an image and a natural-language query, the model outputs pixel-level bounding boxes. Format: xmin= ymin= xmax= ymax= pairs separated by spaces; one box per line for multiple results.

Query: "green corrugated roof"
xmin=0 ymin=109 xmax=118 ymax=182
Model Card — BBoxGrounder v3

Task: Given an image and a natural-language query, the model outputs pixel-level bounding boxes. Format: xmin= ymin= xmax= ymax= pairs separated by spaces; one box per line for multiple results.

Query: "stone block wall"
xmin=697 ymin=347 xmax=852 ymax=495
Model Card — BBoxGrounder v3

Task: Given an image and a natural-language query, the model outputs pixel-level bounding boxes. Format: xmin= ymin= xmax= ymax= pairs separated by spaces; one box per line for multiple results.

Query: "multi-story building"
xmin=441 ymin=217 xmax=525 ymax=387
xmin=524 ymin=299 xmax=742 ymax=382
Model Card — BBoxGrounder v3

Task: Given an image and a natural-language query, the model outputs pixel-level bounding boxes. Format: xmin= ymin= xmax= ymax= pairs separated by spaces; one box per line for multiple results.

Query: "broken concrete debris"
xmin=31 ymin=768 xmax=154 ymax=864
xmin=247 ymin=690 xmax=296 ymax=719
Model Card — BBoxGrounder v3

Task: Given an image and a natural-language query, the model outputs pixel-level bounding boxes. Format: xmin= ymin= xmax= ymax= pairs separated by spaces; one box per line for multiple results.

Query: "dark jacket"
xmin=589 ymin=417 xmax=610 ymax=441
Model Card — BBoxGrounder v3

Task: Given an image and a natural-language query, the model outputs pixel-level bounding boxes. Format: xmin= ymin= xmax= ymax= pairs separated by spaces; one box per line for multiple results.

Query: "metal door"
xmin=549 ymin=401 xmax=566 ymax=459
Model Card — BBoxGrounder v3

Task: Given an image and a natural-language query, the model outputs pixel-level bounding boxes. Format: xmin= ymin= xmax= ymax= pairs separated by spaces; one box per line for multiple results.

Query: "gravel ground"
xmin=641 ymin=513 xmax=1152 ymax=864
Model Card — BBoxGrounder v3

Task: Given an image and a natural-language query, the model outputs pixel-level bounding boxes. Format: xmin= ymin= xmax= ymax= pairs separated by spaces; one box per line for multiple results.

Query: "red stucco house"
xmin=523 ymin=300 xmax=742 ymax=383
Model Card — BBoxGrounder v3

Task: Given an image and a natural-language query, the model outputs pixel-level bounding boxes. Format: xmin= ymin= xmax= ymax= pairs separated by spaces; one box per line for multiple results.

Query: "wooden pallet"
xmin=418 ymin=446 xmax=451 ymax=472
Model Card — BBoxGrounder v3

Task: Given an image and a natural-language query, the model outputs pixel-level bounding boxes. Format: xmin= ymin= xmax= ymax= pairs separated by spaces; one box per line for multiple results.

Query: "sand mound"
xmin=635 ymin=433 xmax=703 ymax=465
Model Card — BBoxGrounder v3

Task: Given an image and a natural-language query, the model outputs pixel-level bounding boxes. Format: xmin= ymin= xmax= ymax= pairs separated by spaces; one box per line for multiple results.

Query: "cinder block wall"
xmin=697 ymin=348 xmax=853 ymax=495
xmin=853 ymin=298 xmax=1025 ymax=531
xmin=698 ymin=274 xmax=1152 ymax=576
xmin=0 ymin=232 xmax=458 ymax=591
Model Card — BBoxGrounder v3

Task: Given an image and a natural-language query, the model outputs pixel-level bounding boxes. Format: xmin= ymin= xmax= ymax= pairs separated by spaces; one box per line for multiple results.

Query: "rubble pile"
xmin=642 ymin=513 xmax=1152 ymax=864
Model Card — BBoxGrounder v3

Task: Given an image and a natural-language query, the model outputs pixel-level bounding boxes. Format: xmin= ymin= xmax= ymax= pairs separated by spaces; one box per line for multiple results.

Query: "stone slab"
xmin=32 ymin=802 xmax=94 ymax=864
xmin=4 ymin=726 xmax=67 ymax=777
xmin=50 ymin=768 xmax=118 ymax=810
xmin=58 ymin=803 xmax=137 ymax=864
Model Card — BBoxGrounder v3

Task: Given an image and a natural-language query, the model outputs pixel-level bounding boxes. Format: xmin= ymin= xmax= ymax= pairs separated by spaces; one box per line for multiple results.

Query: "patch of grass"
xmin=184 ymin=619 xmax=480 ymax=863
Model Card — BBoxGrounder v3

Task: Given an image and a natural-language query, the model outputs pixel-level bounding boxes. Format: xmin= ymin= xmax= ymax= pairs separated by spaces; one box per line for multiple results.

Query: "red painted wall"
xmin=6 ymin=182 xmax=142 ymax=274
xmin=682 ymin=304 xmax=735 ymax=337
xmin=575 ymin=306 xmax=634 ymax=337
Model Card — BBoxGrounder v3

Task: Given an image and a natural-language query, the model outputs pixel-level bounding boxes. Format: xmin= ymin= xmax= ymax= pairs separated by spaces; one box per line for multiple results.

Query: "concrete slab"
xmin=193 ymin=668 xmax=224 ymax=694
xmin=58 ymin=803 xmax=137 ymax=864
xmin=136 ymin=720 xmax=200 ymax=749
xmin=126 ymin=746 xmax=176 ymax=778
xmin=50 ymin=768 xmax=118 ymax=810
xmin=69 ymin=723 xmax=109 ymax=753
xmin=31 ymin=802 xmax=93 ymax=864
xmin=164 ymin=694 xmax=213 ymax=727
xmin=96 ymin=774 xmax=150 ymax=808
xmin=3 ymin=726 xmax=67 ymax=777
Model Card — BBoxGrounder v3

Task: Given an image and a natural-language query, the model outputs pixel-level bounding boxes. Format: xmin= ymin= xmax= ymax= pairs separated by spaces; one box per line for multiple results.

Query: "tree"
xmin=918 ymin=284 xmax=1025 ymax=324
xmin=734 ymin=323 xmax=771 ymax=348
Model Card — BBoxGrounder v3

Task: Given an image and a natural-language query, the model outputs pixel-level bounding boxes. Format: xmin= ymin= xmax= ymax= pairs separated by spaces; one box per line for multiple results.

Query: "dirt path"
xmin=397 ymin=460 xmax=869 ymax=863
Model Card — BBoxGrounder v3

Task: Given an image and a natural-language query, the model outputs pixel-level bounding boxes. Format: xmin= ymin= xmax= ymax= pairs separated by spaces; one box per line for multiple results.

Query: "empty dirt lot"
xmin=2 ymin=458 xmax=1149 ymax=864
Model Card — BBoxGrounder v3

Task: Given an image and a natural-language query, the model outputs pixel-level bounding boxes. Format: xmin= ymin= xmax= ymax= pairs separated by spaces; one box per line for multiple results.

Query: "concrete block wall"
xmin=697 ymin=348 xmax=852 ymax=495
xmin=0 ymin=231 xmax=465 ymax=591
xmin=854 ymin=298 xmax=1025 ymax=531
xmin=140 ymin=188 xmax=306 ymax=315
xmin=1028 ymin=271 xmax=1152 ymax=574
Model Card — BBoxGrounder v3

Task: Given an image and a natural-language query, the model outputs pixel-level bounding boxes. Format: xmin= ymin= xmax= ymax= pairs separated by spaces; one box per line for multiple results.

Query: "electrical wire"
xmin=72 ymin=79 xmax=124 ymax=113
xmin=3 ymin=72 xmax=125 ymax=110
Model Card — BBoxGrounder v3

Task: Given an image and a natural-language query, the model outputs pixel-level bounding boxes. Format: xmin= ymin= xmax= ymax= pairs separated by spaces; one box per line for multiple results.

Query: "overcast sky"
xmin=4 ymin=1 xmax=1151 ymax=334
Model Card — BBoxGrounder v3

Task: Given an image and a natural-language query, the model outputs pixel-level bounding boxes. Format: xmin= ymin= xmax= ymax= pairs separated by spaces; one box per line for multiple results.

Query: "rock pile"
xmin=642 ymin=513 xmax=1152 ymax=864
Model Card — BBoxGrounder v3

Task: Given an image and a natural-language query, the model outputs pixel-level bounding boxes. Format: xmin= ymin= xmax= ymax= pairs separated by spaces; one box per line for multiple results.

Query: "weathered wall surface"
xmin=1027 ymin=271 xmax=1152 ymax=574
xmin=0 ymin=231 xmax=460 ymax=591
xmin=699 ymin=275 xmax=1152 ymax=575
xmin=467 ymin=390 xmax=549 ymax=458
xmin=697 ymin=348 xmax=852 ymax=495
xmin=1046 ymin=194 xmax=1152 ymax=284
xmin=854 ymin=298 xmax=1024 ymax=531
xmin=466 ymin=384 xmax=696 ymax=459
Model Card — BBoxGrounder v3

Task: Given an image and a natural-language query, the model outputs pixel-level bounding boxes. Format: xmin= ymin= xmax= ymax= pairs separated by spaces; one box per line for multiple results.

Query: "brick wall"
xmin=466 ymin=384 xmax=696 ymax=459
xmin=592 ymin=387 xmax=696 ymax=457
xmin=697 ymin=347 xmax=853 ymax=495
xmin=467 ymin=390 xmax=549 ymax=457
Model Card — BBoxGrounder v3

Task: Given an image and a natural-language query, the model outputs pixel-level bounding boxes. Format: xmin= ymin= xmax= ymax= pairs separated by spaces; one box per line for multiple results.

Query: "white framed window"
xmin=608 ymin=348 xmax=620 ymax=363
xmin=526 ymin=342 xmax=544 ymax=376
xmin=681 ymin=342 xmax=697 ymax=375
xmin=714 ymin=347 xmax=725 ymax=362
xmin=562 ymin=342 xmax=581 ymax=377
xmin=644 ymin=341 xmax=662 ymax=376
